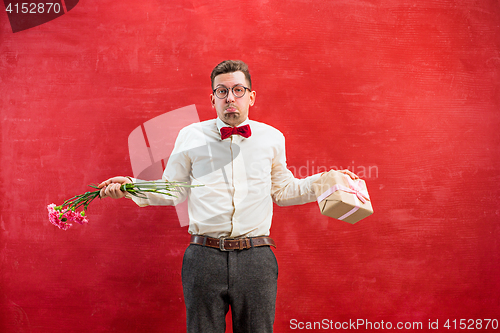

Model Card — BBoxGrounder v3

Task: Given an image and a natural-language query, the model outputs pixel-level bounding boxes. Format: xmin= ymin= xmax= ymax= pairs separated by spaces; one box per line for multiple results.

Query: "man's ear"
xmin=210 ymin=94 xmax=216 ymax=108
xmin=249 ymin=91 xmax=256 ymax=106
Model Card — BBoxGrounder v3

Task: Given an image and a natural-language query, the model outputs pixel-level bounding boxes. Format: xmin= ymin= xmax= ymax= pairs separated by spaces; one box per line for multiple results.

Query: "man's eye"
xmin=234 ymin=88 xmax=244 ymax=93
xmin=217 ymin=89 xmax=227 ymax=94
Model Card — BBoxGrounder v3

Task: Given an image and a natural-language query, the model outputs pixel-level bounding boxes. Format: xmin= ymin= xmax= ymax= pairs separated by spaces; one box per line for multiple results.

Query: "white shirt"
xmin=129 ymin=117 xmax=321 ymax=238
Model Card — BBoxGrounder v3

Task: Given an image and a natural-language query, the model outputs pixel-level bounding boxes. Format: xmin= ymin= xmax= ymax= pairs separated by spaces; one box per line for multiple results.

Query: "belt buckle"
xmin=219 ymin=237 xmax=233 ymax=251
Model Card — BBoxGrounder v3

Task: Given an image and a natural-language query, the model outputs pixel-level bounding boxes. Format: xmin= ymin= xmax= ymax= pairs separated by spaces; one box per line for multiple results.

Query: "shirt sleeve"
xmin=270 ymin=133 xmax=322 ymax=206
xmin=126 ymin=128 xmax=192 ymax=207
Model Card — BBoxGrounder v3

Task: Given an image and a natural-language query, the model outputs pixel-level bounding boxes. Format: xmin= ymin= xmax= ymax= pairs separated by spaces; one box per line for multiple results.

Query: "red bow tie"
xmin=220 ymin=124 xmax=252 ymax=140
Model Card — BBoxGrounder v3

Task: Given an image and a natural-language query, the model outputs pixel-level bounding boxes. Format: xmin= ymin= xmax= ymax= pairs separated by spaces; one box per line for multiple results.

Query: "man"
xmin=99 ymin=60 xmax=357 ymax=332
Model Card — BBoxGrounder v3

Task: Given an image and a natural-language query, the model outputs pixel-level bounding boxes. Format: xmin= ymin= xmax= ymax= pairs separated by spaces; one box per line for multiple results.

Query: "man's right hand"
xmin=98 ymin=176 xmax=133 ymax=199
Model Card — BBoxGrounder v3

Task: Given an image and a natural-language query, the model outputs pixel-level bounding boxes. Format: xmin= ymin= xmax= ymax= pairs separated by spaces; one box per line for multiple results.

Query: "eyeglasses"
xmin=213 ymin=85 xmax=251 ymax=99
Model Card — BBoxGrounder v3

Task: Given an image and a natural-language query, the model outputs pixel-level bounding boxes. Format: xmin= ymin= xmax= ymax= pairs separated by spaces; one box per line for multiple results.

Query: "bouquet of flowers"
xmin=47 ymin=181 xmax=194 ymax=230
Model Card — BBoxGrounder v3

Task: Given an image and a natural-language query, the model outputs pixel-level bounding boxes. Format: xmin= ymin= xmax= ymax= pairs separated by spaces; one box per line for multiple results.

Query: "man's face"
xmin=211 ymin=71 xmax=256 ymax=127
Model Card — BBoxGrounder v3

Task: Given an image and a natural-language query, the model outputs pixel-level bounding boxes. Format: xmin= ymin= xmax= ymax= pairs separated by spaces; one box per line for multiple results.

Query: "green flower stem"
xmin=58 ymin=181 xmax=199 ymax=212
xmin=119 ymin=181 xmax=196 ymax=199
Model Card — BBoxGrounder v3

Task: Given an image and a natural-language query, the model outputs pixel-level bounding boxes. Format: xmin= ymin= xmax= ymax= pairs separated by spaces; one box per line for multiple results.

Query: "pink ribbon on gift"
xmin=317 ymin=174 xmax=371 ymax=221
xmin=343 ymin=175 xmax=370 ymax=203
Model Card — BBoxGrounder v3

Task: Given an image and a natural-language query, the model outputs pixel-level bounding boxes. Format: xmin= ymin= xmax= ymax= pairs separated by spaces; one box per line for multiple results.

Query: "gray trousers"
xmin=181 ymin=244 xmax=278 ymax=333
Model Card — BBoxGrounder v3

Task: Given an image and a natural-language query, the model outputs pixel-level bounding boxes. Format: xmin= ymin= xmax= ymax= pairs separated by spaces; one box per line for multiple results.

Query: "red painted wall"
xmin=1 ymin=0 xmax=499 ymax=332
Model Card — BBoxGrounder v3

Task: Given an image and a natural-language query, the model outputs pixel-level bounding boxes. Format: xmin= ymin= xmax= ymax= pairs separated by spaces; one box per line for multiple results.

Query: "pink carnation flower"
xmin=47 ymin=204 xmax=72 ymax=230
xmin=68 ymin=209 xmax=89 ymax=225
xmin=47 ymin=203 xmax=88 ymax=230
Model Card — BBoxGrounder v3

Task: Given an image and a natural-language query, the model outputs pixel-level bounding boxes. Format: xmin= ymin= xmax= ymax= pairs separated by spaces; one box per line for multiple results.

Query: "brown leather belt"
xmin=190 ymin=235 xmax=276 ymax=251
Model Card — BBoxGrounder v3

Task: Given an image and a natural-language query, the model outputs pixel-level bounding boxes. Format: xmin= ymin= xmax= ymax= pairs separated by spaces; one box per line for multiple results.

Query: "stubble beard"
xmin=223 ymin=113 xmax=240 ymax=127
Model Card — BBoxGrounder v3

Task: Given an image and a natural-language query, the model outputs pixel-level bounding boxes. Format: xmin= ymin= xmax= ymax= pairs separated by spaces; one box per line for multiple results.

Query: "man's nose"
xmin=226 ymin=89 xmax=236 ymax=102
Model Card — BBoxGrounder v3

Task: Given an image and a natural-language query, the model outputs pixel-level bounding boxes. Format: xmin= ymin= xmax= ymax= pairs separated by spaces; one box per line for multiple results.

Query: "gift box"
xmin=313 ymin=170 xmax=373 ymax=224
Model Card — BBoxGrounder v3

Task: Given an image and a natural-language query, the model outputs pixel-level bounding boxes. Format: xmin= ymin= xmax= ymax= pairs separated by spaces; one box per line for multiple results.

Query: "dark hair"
xmin=210 ymin=60 xmax=252 ymax=89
